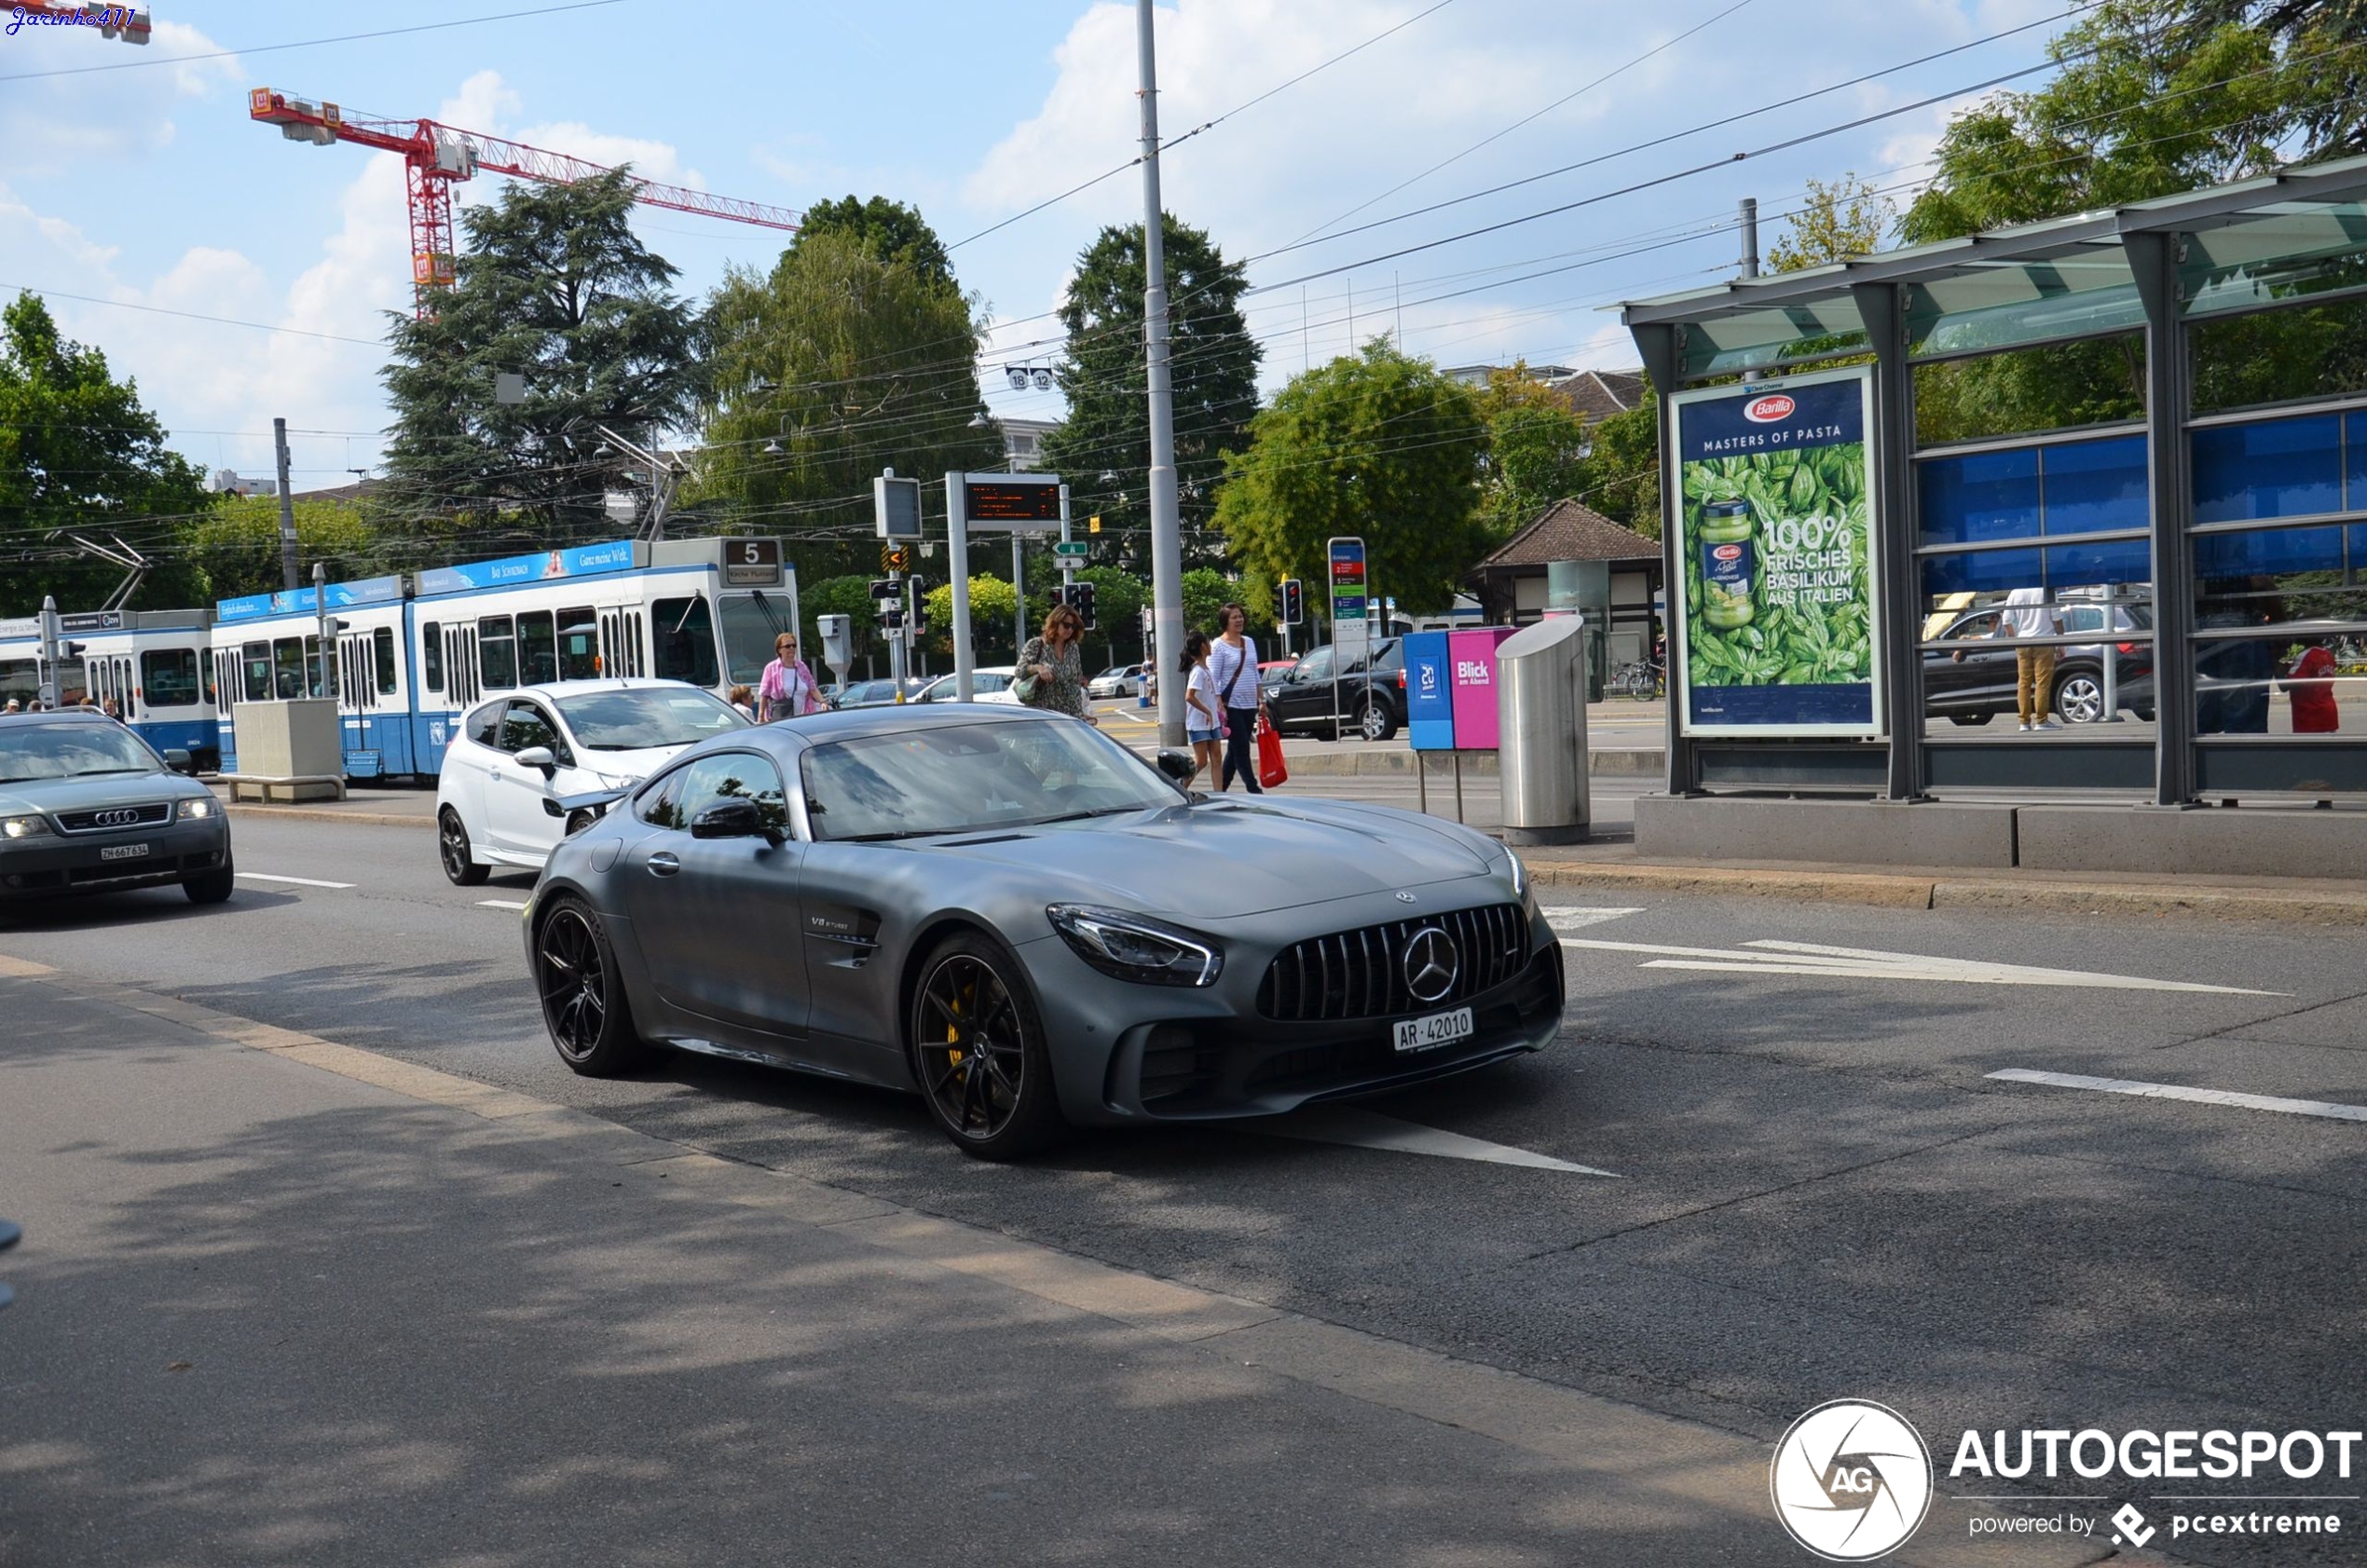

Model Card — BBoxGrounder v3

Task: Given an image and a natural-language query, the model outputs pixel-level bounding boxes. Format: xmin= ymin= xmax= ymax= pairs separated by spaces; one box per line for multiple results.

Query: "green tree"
xmin=185 ymin=497 xmax=379 ymax=603
xmin=1041 ymin=214 xmax=1260 ymax=567
xmin=797 ymin=573 xmax=885 ymax=677
xmin=696 ymin=222 xmax=1001 ymax=582
xmin=921 ymin=574 xmax=1021 ymax=663
xmin=1215 ymin=342 xmax=1487 ymax=620
xmin=1181 ymin=566 xmax=1239 ymax=639
xmin=0 ymin=292 xmax=213 ymax=614
xmin=1767 ymin=174 xmax=1895 ymax=273
xmin=794 ymin=195 xmax=957 ymax=292
xmin=1474 ymin=366 xmax=1593 ymax=537
xmin=1575 ymin=396 xmax=1663 ymax=539
xmin=380 ymin=169 xmax=697 ymax=547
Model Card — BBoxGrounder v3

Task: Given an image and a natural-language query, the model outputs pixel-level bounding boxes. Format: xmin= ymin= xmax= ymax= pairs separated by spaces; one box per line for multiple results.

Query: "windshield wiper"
xmin=1027 ymin=805 xmax=1145 ymax=825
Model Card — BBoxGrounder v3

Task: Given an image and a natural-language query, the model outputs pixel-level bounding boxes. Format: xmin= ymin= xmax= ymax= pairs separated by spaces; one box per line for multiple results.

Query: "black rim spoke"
xmin=922 ymin=954 xmax=1026 ymax=1140
xmin=540 ymin=913 xmax=607 ymax=1056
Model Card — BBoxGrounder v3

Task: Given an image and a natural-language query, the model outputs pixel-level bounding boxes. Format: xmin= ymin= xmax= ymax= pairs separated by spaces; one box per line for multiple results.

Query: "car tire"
xmin=534 ymin=897 xmax=651 ymax=1076
xmin=908 ymin=930 xmax=1066 ymax=1161
xmin=1358 ymin=699 xmax=1398 ymax=743
xmin=183 ymin=852 xmax=235 ymax=905
xmin=1947 ymin=713 xmax=1994 ymax=727
xmin=2055 ymin=670 xmax=2107 ymax=725
xmin=439 ymin=807 xmax=489 ymax=886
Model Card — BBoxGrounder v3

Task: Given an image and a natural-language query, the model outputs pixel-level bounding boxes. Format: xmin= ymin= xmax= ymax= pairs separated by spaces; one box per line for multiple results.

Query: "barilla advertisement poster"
xmin=1670 ymin=366 xmax=1882 ymax=737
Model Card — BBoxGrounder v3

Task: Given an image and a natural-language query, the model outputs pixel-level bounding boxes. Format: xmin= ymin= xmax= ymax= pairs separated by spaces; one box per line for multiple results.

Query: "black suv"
xmin=1922 ymin=601 xmax=2156 ymax=726
xmin=1260 ymin=637 xmax=1405 ymax=742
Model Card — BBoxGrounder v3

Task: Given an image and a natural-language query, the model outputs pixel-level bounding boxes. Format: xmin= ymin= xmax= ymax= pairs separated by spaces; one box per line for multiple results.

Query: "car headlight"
xmin=1047 ymin=905 xmax=1224 ymax=988
xmin=1501 ymin=847 xmax=1534 ymax=911
xmin=178 ymin=798 xmax=216 ymax=821
xmin=1 ymin=815 xmax=51 ymax=840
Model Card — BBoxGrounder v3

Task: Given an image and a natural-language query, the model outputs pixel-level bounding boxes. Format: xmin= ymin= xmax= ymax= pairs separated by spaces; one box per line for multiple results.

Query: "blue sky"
xmin=1 ymin=0 xmax=2069 ymax=496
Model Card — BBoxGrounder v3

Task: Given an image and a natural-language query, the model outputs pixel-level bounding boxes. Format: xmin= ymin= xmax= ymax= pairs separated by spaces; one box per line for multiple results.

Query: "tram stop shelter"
xmin=1621 ymin=154 xmax=2367 ymax=879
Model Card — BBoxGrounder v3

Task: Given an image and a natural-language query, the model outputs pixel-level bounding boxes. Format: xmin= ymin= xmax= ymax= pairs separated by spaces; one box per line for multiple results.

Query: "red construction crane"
xmin=249 ymin=88 xmax=801 ymax=317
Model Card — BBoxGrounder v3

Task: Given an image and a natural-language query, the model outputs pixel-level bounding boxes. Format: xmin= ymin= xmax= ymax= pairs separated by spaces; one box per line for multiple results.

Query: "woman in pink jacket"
xmin=757 ymin=632 xmax=822 ymax=722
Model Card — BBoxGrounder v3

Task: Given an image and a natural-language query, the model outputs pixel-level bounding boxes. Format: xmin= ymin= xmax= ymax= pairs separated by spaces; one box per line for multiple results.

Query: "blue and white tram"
xmin=209 ymin=536 xmax=795 ymax=781
xmin=0 ymin=609 xmax=225 ymax=770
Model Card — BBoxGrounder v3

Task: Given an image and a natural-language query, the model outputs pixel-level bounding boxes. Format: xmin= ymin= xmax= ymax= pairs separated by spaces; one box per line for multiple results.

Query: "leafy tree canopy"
xmin=1768 ymin=174 xmax=1895 ymax=272
xmin=186 ymin=497 xmax=379 ymax=604
xmin=1214 ymin=341 xmax=1487 ymax=620
xmin=1041 ymin=213 xmax=1260 ymax=569
xmin=1474 ymin=366 xmax=1593 ymax=538
xmin=0 ymin=291 xmax=213 ymax=614
xmin=1575 ymin=396 xmax=1662 ymax=539
xmin=794 ymin=195 xmax=957 ymax=293
xmin=380 ymin=169 xmax=698 ymax=548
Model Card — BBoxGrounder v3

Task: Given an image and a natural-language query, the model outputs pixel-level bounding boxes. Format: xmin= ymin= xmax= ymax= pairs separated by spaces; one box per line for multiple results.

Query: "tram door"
xmin=86 ymin=654 xmax=132 ymax=716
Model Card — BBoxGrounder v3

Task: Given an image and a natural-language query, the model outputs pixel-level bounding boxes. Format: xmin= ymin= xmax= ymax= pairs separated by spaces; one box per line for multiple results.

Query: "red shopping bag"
xmin=1256 ymin=714 xmax=1289 ymax=789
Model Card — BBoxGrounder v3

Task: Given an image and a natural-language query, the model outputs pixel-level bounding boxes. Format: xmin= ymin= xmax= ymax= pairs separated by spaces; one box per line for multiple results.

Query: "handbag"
xmin=1013 ymin=639 xmax=1045 ymax=704
xmin=1255 ymin=712 xmax=1288 ymax=789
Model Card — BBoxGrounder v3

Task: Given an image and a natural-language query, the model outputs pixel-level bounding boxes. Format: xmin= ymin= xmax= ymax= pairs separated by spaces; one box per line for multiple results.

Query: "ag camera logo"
xmin=1744 ymin=393 xmax=1797 ymax=423
xmin=1771 ymin=1399 xmax=1934 ymax=1561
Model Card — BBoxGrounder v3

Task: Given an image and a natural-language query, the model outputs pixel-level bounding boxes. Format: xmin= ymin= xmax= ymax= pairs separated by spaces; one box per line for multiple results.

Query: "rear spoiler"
xmin=542 ymin=786 xmax=630 ymax=831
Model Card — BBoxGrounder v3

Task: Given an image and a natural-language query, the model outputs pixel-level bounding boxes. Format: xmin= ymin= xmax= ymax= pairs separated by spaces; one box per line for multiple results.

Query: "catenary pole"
xmin=274 ymin=417 xmax=300 ymax=591
xmin=1138 ymin=0 xmax=1186 ymax=746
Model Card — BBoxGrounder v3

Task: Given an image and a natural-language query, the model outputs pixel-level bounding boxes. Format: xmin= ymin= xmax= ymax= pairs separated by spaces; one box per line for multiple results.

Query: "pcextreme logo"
xmin=1770 ymin=1399 xmax=1935 ymax=1561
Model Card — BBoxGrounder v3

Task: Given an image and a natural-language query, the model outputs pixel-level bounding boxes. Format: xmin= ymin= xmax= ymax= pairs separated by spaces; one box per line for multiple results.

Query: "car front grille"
xmin=55 ymin=802 xmax=173 ymax=834
xmin=1256 ymin=902 xmax=1530 ymax=1022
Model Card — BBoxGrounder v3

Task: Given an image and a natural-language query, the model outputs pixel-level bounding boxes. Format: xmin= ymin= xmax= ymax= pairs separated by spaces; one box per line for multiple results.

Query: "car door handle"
xmin=645 ymin=851 xmax=680 ymax=877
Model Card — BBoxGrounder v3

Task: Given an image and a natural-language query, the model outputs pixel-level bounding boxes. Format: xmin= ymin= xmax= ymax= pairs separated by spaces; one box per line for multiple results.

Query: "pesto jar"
xmin=1698 ymin=499 xmax=1757 ymax=630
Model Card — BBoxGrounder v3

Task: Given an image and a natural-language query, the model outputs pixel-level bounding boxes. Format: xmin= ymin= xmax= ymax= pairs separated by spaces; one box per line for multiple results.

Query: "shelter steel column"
xmin=1627 ymin=321 xmax=1696 ymax=796
xmin=1852 ymin=282 xmax=1926 ymax=800
xmin=2127 ymin=232 xmax=2197 ymax=806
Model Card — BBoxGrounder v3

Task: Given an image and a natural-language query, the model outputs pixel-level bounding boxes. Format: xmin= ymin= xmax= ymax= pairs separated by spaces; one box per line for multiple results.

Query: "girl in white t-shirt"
xmin=1182 ymin=632 xmax=1220 ymax=789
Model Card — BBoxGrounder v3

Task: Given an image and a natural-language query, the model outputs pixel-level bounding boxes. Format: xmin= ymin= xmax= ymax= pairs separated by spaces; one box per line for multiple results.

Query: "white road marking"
xmin=1543 ymin=906 xmax=1646 ymax=933
xmin=1988 ymin=1069 xmax=2367 ymax=1124
xmin=1252 ymin=1107 xmax=1619 ymax=1176
xmin=1559 ymin=935 xmax=2276 ymax=994
xmin=235 ymin=872 xmax=356 ymax=890
xmin=476 ymin=899 xmax=529 ymax=911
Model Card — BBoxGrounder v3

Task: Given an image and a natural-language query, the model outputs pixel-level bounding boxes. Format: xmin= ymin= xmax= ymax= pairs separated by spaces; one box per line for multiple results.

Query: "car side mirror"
xmin=691 ymin=798 xmax=783 ymax=846
xmin=163 ymin=748 xmax=193 ymax=774
xmin=1155 ymin=748 xmax=1197 ymax=784
xmin=514 ymin=745 xmax=556 ymax=778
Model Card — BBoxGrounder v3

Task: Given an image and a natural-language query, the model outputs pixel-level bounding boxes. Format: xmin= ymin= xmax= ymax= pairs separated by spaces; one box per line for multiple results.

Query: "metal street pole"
xmin=37 ymin=594 xmax=60 ymax=709
xmin=947 ymin=474 xmax=975 ymax=702
xmin=1738 ymin=198 xmax=1762 ymax=385
xmin=1012 ymin=534 xmax=1027 ymax=653
xmin=312 ymin=562 xmax=333 ymax=702
xmin=274 ymin=417 xmax=300 ymax=591
xmin=1138 ymin=0 xmax=1186 ymax=746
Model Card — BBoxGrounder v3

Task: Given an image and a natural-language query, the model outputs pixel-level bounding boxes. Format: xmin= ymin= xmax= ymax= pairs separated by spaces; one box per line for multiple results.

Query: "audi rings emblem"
xmin=1402 ymin=926 xmax=1460 ymax=1003
xmin=94 ymin=808 xmax=143 ymax=827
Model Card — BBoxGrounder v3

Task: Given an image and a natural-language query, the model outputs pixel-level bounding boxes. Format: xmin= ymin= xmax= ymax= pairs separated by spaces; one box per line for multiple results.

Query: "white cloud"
xmin=0 ymin=15 xmax=241 ymax=161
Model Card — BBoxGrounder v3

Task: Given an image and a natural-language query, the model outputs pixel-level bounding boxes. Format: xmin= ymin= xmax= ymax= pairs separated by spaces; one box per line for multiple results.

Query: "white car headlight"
xmin=1047 ymin=905 xmax=1224 ymax=987
xmin=2 ymin=814 xmax=52 ymax=840
xmin=178 ymin=798 xmax=217 ymax=821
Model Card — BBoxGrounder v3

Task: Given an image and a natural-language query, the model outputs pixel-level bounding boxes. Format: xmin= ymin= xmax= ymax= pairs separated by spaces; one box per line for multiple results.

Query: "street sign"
xmin=58 ymin=610 xmax=126 ymax=632
xmin=882 ymin=543 xmax=910 ymax=572
xmin=873 ymin=473 xmax=924 ymax=539
xmin=1088 ymin=514 xmax=1101 ymax=534
xmin=1328 ymin=538 xmax=1367 ymax=623
xmin=961 ymin=475 xmax=1063 ymax=530
xmin=1052 ymin=541 xmax=1089 ymax=559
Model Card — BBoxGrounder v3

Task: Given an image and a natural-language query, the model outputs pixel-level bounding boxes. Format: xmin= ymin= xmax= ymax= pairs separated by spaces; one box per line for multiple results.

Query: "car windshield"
xmin=802 ymin=718 xmax=1179 ymax=840
xmin=554 ymin=688 xmax=748 ymax=750
xmin=0 ymin=721 xmax=164 ymax=783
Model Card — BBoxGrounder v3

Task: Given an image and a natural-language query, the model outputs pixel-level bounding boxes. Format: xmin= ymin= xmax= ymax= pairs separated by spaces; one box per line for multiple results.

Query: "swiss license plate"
xmin=99 ymin=843 xmax=151 ymax=862
xmin=1392 ymin=1006 xmax=1473 ymax=1054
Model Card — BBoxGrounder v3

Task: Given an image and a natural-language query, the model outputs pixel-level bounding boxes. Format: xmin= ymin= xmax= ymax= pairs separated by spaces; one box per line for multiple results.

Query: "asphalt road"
xmin=5 ymin=812 xmax=2363 ymax=1564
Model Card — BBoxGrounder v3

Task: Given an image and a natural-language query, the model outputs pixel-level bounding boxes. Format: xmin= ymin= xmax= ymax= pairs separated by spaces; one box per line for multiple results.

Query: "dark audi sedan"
xmin=0 ymin=711 xmax=233 ymax=903
xmin=523 ymin=704 xmax=1560 ymax=1159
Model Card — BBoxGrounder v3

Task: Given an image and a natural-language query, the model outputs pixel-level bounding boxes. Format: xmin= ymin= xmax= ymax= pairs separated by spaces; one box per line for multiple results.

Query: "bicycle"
xmin=1609 ymin=659 xmax=1664 ymax=701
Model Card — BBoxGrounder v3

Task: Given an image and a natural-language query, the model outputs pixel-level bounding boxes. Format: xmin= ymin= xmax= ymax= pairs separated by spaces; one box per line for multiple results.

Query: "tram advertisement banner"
xmin=1669 ymin=366 xmax=1882 ymax=738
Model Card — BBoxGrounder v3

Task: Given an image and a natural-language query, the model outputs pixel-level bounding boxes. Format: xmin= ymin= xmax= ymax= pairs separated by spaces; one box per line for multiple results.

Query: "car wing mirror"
xmin=1155 ymin=748 xmax=1197 ymax=784
xmin=163 ymin=748 xmax=194 ymax=773
xmin=514 ymin=745 xmax=557 ymax=778
xmin=691 ymin=798 xmax=784 ymax=846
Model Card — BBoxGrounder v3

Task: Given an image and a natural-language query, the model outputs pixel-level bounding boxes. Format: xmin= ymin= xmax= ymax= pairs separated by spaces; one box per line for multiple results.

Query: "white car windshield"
xmin=803 ymin=719 xmax=1179 ymax=840
xmin=554 ymin=688 xmax=748 ymax=750
xmin=0 ymin=722 xmax=164 ymax=783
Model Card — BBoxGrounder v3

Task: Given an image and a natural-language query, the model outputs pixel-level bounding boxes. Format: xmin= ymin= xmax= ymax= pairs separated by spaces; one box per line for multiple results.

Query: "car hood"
xmin=922 ymin=795 xmax=1499 ymax=919
xmin=0 ymin=771 xmax=208 ymax=818
xmin=571 ymin=743 xmax=690 ymax=784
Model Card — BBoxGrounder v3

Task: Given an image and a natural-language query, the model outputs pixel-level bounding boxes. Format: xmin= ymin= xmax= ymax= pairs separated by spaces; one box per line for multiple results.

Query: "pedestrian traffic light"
xmin=1278 ymin=578 xmax=1304 ymax=626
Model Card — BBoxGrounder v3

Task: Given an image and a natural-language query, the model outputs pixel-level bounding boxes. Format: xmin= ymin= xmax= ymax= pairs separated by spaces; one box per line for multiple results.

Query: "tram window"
xmin=624 ymin=610 xmax=645 ymax=675
xmin=201 ymin=652 xmax=216 ymax=707
xmin=141 ymin=648 xmax=199 ymax=708
xmin=517 ymin=610 xmax=558 ymax=686
xmin=478 ymin=615 xmax=518 ymax=690
xmin=420 ymin=621 xmax=444 ymax=692
xmin=557 ymin=606 xmax=599 ymax=680
xmin=718 ymin=592 xmax=786 ymax=685
xmin=272 ymin=637 xmax=307 ymax=700
xmin=308 ymin=634 xmax=332 ymax=700
xmin=0 ymin=659 xmax=35 ymax=709
xmin=651 ymin=595 xmax=720 ymax=688
xmin=243 ymin=642 xmax=273 ymax=702
xmin=372 ymin=626 xmax=397 ymax=696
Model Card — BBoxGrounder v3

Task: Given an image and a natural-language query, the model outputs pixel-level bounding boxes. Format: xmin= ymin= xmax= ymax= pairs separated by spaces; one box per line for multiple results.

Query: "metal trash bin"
xmin=1495 ymin=615 xmax=1588 ymax=844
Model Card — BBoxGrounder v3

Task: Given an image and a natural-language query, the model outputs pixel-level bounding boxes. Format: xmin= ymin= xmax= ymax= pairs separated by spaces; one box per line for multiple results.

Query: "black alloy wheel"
xmin=536 ymin=899 xmax=649 ymax=1075
xmin=439 ymin=807 xmax=488 ymax=886
xmin=909 ymin=933 xmax=1064 ymax=1160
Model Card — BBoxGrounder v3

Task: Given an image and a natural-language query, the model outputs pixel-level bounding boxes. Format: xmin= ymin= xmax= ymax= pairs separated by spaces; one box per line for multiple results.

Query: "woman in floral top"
xmin=1018 ymin=604 xmax=1092 ymax=721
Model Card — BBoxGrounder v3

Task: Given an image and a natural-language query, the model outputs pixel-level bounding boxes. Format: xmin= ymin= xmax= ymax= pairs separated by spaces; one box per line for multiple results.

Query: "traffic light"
xmin=868 ymin=578 xmax=901 ymax=600
xmin=908 ymin=578 xmax=929 ymax=634
xmin=60 ymin=641 xmax=86 ymax=661
xmin=1059 ymin=580 xmax=1097 ymax=631
xmin=1278 ymin=578 xmax=1304 ymax=626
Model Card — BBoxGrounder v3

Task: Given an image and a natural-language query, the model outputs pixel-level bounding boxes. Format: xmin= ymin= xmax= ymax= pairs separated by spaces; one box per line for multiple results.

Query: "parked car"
xmin=1260 ymin=636 xmax=1406 ymax=742
xmin=1923 ymin=602 xmax=2156 ymax=727
xmin=915 ymin=667 xmax=1019 ymax=705
xmin=1087 ymin=663 xmax=1146 ymax=700
xmin=523 ymin=704 xmax=1557 ymax=1159
xmin=437 ymin=679 xmax=750 ymax=883
xmin=835 ymin=677 xmax=924 ymax=709
xmin=0 ymin=709 xmax=232 ymax=904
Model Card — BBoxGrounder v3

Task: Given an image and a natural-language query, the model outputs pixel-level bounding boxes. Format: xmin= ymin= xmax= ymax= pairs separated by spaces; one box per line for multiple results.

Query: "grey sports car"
xmin=522 ymin=705 xmax=1561 ymax=1159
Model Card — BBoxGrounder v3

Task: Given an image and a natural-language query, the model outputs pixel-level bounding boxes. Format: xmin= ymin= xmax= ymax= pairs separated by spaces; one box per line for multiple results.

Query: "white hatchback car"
xmin=436 ymin=679 xmax=751 ymax=883
xmin=913 ymin=666 xmax=1023 ymax=706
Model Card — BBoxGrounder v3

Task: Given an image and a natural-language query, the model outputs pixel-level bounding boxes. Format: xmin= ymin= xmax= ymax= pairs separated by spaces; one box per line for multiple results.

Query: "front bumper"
xmin=0 ymin=818 xmax=230 ymax=900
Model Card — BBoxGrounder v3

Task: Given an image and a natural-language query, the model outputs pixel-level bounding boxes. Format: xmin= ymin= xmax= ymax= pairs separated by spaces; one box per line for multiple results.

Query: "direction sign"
xmin=1328 ymin=537 xmax=1368 ymax=621
xmin=1052 ymin=541 xmax=1089 ymax=559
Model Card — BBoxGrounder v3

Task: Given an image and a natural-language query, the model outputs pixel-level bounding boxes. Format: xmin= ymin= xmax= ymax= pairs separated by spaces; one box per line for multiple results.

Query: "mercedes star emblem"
xmin=1394 ymin=891 xmax=1417 ymax=904
xmin=1402 ymin=926 xmax=1460 ymax=1003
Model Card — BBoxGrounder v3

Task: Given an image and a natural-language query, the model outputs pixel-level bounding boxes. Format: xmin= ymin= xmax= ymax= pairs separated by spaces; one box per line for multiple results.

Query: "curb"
xmin=1529 ymin=861 xmax=1938 ymax=908
xmin=1275 ymin=749 xmax=1662 ymax=779
xmin=223 ymin=802 xmax=435 ymax=830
